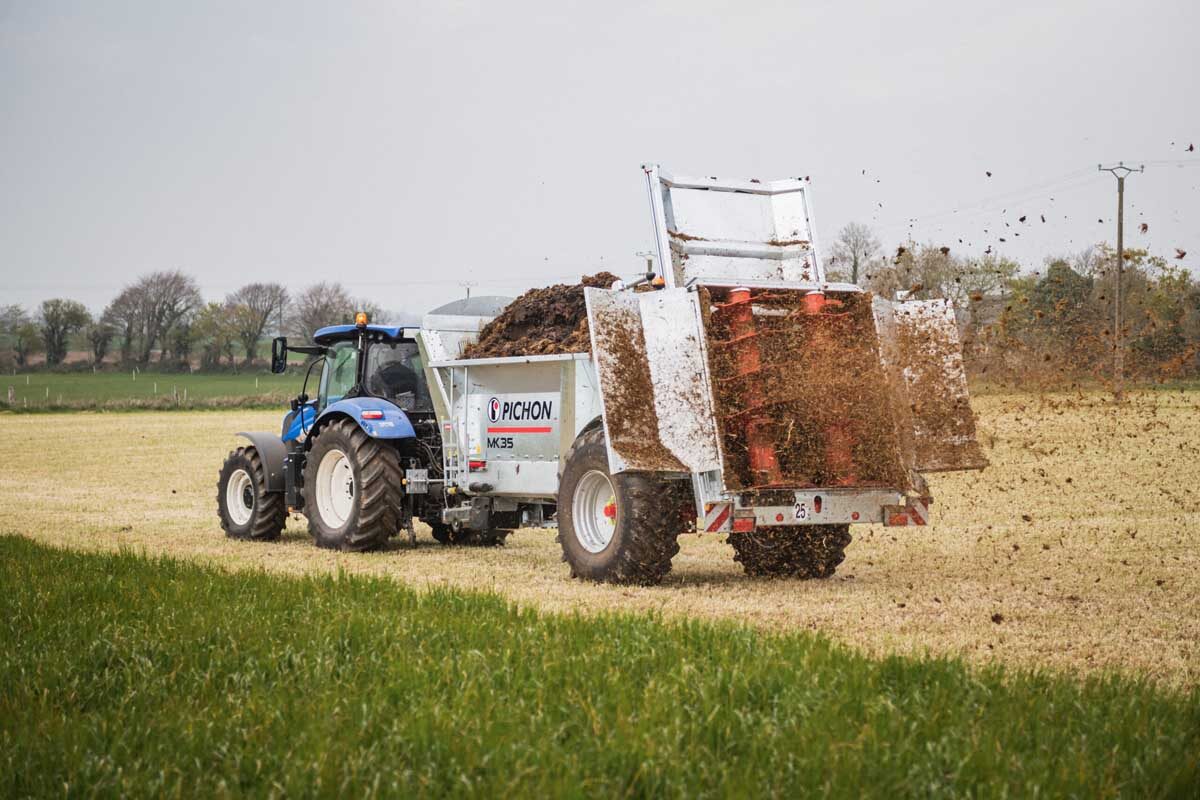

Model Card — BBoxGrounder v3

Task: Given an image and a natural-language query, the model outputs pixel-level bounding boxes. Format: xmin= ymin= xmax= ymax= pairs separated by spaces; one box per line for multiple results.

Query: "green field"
xmin=1 ymin=537 xmax=1196 ymax=798
xmin=0 ymin=369 xmax=297 ymax=410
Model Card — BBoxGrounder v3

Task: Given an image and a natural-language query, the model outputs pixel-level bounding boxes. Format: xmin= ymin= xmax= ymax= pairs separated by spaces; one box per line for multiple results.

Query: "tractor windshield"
xmin=319 ymin=341 xmax=358 ymax=410
xmin=364 ymin=341 xmax=432 ymax=412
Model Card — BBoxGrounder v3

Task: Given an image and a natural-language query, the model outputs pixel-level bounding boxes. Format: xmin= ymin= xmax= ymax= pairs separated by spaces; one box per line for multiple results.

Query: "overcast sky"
xmin=2 ymin=0 xmax=1197 ymax=315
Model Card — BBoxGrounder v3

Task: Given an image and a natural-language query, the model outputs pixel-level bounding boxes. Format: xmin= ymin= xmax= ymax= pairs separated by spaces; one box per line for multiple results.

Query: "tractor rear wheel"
xmin=557 ymin=427 xmax=693 ymax=585
xmin=729 ymin=525 xmax=852 ymax=579
xmin=217 ymin=446 xmax=286 ymax=541
xmin=303 ymin=418 xmax=404 ymax=551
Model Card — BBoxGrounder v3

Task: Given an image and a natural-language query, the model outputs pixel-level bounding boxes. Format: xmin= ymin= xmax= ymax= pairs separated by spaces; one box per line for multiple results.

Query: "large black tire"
xmin=426 ymin=519 xmax=453 ymax=544
xmin=729 ymin=525 xmax=852 ymax=579
xmin=303 ymin=418 xmax=404 ymax=551
xmin=447 ymin=528 xmax=510 ymax=547
xmin=557 ymin=427 xmax=693 ymax=585
xmin=424 ymin=517 xmax=508 ymax=547
xmin=217 ymin=446 xmax=287 ymax=541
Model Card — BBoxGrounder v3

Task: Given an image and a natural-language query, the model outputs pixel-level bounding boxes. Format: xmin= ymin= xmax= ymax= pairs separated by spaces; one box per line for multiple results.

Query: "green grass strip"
xmin=0 ymin=536 xmax=1196 ymax=798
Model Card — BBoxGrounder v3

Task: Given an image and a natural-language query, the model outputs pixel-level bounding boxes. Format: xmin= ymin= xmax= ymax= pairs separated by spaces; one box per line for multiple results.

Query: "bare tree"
xmin=129 ymin=271 xmax=202 ymax=365
xmin=167 ymin=312 xmax=198 ymax=365
xmin=287 ymin=282 xmax=358 ymax=342
xmin=227 ymin=282 xmax=288 ymax=365
xmin=193 ymin=302 xmax=241 ymax=369
xmin=38 ymin=299 xmax=91 ymax=366
xmin=1 ymin=305 xmax=42 ymax=367
xmin=828 ymin=222 xmax=882 ymax=284
xmin=85 ymin=312 xmax=116 ymax=365
xmin=103 ymin=289 xmax=140 ymax=363
xmin=867 ymin=243 xmax=1016 ymax=307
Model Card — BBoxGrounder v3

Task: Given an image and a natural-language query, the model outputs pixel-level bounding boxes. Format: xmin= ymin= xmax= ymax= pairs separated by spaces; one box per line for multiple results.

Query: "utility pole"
xmin=1098 ymin=162 xmax=1144 ymax=402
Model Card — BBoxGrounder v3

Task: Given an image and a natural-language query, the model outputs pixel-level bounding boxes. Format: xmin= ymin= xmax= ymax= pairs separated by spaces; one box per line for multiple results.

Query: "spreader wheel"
xmin=426 ymin=519 xmax=453 ymax=544
xmin=448 ymin=528 xmax=511 ymax=547
xmin=557 ymin=427 xmax=694 ymax=585
xmin=728 ymin=525 xmax=852 ymax=579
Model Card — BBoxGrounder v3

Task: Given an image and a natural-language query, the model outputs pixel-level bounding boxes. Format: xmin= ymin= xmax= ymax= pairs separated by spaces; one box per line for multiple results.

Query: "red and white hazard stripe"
xmin=884 ymin=498 xmax=930 ymax=526
xmin=703 ymin=502 xmax=732 ymax=532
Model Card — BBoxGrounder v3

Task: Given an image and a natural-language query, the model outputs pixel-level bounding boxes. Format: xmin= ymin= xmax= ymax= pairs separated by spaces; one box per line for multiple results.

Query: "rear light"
xmin=361 ymin=410 xmax=384 ymax=420
xmin=468 ymin=460 xmax=487 ymax=471
xmin=732 ymin=517 xmax=756 ymax=533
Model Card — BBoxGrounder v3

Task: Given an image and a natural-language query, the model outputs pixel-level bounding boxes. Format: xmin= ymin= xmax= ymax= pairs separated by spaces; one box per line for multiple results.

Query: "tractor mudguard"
xmin=235 ymin=432 xmax=288 ymax=493
xmin=311 ymin=397 xmax=417 ymax=441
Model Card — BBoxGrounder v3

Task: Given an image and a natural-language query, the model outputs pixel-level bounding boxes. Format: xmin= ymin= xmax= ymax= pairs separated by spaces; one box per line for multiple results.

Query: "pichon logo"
xmin=487 ymin=397 xmax=554 ymax=422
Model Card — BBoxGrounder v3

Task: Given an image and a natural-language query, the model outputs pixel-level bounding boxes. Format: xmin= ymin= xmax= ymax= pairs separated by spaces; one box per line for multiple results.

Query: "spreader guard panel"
xmin=585 ymin=287 xmax=721 ymax=475
xmin=643 ymin=164 xmax=826 ymax=289
xmin=872 ymin=297 xmax=988 ymax=473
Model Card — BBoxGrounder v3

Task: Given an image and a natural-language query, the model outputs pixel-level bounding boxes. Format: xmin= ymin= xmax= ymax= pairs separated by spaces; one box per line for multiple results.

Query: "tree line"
xmin=825 ymin=223 xmax=1200 ymax=384
xmin=5 ymin=236 xmax=1198 ymax=384
xmin=0 ymin=272 xmax=384 ymax=371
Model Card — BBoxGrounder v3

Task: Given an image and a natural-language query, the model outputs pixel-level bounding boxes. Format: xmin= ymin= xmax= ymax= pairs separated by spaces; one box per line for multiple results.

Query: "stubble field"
xmin=0 ymin=389 xmax=1197 ymax=686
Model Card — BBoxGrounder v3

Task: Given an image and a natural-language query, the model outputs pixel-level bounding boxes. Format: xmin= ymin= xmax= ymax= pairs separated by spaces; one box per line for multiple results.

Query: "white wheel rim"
xmin=315 ymin=448 xmax=355 ymax=529
xmin=572 ymin=469 xmax=617 ymax=553
xmin=226 ymin=469 xmax=255 ymax=526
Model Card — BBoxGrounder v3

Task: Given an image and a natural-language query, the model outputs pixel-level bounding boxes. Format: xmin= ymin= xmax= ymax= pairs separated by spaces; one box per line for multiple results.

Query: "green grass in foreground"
xmin=0 ymin=370 xmax=295 ymax=411
xmin=0 ymin=537 xmax=1196 ymax=798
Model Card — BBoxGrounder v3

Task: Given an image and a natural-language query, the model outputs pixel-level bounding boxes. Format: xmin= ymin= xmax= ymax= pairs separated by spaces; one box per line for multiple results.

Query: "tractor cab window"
xmin=319 ymin=341 xmax=358 ymax=410
xmin=365 ymin=341 xmax=431 ymax=412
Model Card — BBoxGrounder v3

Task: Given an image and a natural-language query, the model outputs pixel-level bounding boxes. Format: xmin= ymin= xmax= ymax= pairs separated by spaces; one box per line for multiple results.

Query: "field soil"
xmin=1 ymin=391 xmax=1197 ymax=685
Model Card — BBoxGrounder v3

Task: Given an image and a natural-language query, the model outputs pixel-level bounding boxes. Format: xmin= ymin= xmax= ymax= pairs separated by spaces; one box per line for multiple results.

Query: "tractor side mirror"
xmin=270 ymin=337 xmax=288 ymax=374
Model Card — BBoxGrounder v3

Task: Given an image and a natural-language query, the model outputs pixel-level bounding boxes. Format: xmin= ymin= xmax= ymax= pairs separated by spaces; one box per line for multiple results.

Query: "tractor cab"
xmin=268 ymin=317 xmax=435 ymax=448
xmin=310 ymin=324 xmax=432 ymax=414
xmin=271 ymin=321 xmax=432 ymax=413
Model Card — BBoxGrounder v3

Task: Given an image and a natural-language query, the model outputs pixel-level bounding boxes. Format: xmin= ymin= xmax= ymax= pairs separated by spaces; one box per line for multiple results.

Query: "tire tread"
xmin=729 ymin=525 xmax=852 ymax=579
xmin=305 ymin=418 xmax=404 ymax=551
xmin=557 ymin=427 xmax=692 ymax=585
xmin=217 ymin=446 xmax=286 ymax=542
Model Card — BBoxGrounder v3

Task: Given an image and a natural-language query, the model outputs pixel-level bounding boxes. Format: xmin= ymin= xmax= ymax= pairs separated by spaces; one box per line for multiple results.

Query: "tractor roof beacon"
xmin=217 ymin=163 xmax=986 ymax=585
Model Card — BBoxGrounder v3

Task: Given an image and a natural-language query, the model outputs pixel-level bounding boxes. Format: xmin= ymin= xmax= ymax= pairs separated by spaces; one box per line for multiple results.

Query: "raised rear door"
xmin=872 ymin=297 xmax=988 ymax=472
xmin=584 ymin=287 xmax=722 ymax=475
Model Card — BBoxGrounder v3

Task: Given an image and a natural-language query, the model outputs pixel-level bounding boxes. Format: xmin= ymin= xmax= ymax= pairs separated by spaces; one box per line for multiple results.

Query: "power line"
xmin=874 ymin=165 xmax=1100 ymax=231
xmin=1127 ymin=158 xmax=1200 ymax=167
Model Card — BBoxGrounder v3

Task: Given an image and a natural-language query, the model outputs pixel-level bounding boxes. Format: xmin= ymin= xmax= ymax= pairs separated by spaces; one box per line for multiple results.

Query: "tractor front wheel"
xmin=303 ymin=418 xmax=404 ymax=551
xmin=217 ymin=446 xmax=286 ymax=541
xmin=728 ymin=525 xmax=852 ymax=579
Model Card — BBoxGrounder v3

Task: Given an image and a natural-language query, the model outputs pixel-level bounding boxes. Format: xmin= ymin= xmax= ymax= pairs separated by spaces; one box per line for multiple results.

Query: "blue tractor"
xmin=216 ymin=315 xmax=462 ymax=550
